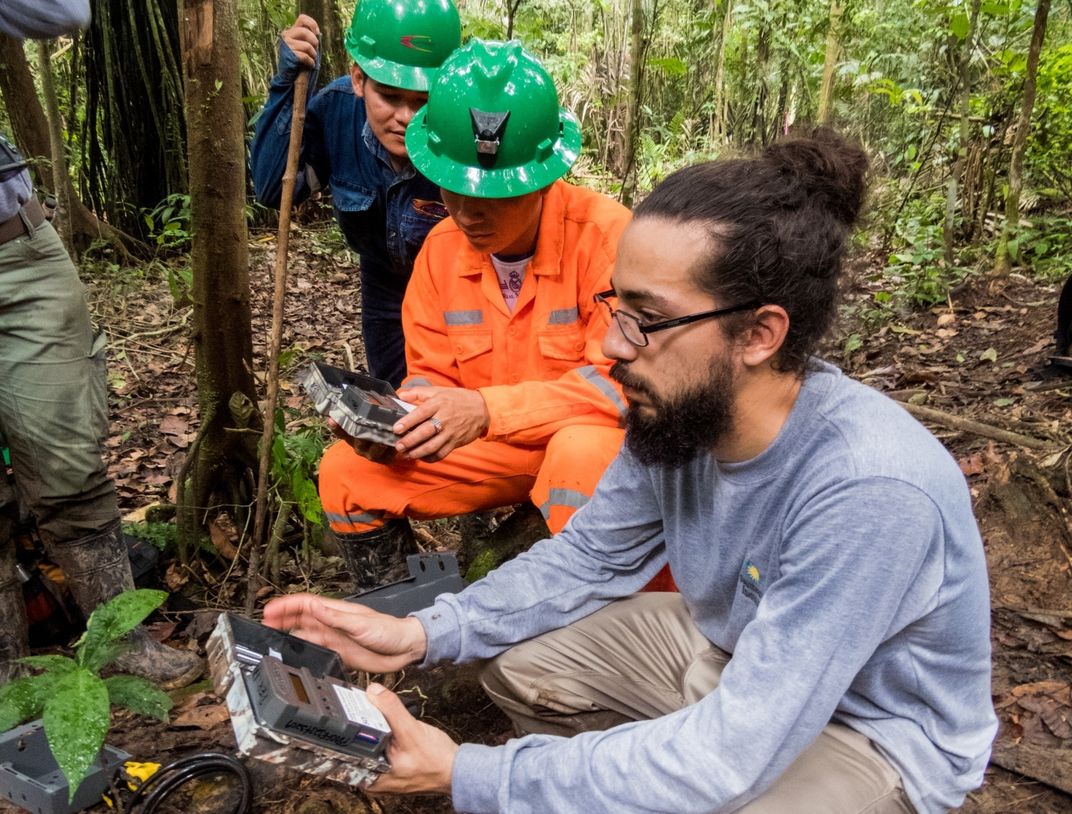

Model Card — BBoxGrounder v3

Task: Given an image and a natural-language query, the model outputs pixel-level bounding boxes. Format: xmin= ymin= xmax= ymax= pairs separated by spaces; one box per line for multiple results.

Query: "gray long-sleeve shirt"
xmin=414 ymin=360 xmax=997 ymax=813
xmin=0 ymin=0 xmax=90 ymax=221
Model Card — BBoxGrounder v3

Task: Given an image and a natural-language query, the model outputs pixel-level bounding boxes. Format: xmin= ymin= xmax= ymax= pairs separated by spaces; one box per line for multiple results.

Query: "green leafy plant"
xmin=143 ymin=193 xmax=192 ymax=250
xmin=997 ymin=213 xmax=1072 ymax=280
xmin=0 ymin=590 xmax=173 ymax=801
xmin=124 ymin=520 xmax=179 ymax=553
xmin=270 ymin=411 xmax=327 ymax=527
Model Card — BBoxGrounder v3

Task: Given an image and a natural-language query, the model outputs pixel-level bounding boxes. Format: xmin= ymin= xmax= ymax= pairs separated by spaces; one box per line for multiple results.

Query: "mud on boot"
xmin=111 ymin=626 xmax=202 ymax=691
xmin=333 ymin=519 xmax=418 ymax=592
xmin=42 ymin=520 xmax=202 ymax=690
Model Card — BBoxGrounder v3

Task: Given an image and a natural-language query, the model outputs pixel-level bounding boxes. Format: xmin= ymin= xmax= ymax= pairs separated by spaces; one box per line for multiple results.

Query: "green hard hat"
xmin=406 ymin=39 xmax=581 ymax=198
xmin=344 ymin=0 xmax=461 ymax=92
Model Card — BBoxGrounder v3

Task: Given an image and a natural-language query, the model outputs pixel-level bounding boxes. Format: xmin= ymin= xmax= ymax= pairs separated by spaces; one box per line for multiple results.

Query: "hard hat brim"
xmin=353 ymin=55 xmax=439 ymax=93
xmin=406 ymin=107 xmax=582 ymax=198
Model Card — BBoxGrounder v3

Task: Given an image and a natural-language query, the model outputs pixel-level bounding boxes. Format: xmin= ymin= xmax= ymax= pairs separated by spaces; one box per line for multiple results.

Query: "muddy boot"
xmin=334 ymin=520 xmax=417 ymax=592
xmin=43 ymin=520 xmax=202 ymax=690
xmin=0 ymin=526 xmax=29 ymax=685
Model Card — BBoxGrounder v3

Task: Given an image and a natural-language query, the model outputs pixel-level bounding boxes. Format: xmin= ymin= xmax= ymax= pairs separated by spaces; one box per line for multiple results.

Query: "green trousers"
xmin=0 ymin=220 xmax=117 ymax=545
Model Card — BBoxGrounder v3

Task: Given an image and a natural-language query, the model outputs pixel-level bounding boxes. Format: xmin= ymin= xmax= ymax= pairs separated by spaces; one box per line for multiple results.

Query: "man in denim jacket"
xmin=250 ymin=1 xmax=461 ymax=387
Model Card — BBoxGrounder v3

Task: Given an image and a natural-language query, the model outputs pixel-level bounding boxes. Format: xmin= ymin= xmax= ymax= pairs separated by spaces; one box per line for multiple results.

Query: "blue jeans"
xmin=359 ymin=257 xmax=409 ymax=389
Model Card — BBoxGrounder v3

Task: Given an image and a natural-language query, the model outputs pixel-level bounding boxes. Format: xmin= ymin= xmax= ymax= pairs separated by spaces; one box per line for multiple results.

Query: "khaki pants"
xmin=481 ymin=593 xmax=915 ymax=814
xmin=0 ymin=221 xmax=117 ymax=544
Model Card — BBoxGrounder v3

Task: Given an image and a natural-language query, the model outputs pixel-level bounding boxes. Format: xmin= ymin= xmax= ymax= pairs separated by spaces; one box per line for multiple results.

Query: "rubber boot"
xmin=334 ymin=519 xmax=417 ymax=592
xmin=0 ymin=526 xmax=29 ymax=685
xmin=43 ymin=520 xmax=202 ymax=690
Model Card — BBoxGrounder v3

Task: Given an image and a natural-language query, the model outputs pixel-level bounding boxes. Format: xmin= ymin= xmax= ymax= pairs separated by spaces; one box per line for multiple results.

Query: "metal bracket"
xmin=345 ymin=552 xmax=466 ymax=616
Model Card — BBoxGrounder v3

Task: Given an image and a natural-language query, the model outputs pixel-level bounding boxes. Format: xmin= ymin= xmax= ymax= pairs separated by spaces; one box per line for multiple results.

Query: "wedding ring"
xmin=430 ymin=417 xmax=443 ymax=434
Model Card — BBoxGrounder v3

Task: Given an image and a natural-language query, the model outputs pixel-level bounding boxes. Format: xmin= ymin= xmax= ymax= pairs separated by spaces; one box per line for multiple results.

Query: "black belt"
xmin=0 ymin=197 xmax=46 ymax=247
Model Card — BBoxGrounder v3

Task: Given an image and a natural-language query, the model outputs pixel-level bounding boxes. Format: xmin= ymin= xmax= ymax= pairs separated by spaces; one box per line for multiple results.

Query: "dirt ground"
xmin=4 ymin=226 xmax=1071 ymax=813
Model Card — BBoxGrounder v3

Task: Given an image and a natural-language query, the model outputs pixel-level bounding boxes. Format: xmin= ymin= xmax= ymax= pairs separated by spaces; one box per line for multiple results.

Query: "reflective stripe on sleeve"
xmin=548 ymin=307 xmax=579 ymax=325
xmin=575 ymin=365 xmax=627 ymax=416
xmin=443 ymin=309 xmax=484 ymax=325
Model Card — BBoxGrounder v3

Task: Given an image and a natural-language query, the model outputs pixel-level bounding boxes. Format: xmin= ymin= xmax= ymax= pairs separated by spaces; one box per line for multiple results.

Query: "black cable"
xmin=127 ymin=752 xmax=252 ymax=814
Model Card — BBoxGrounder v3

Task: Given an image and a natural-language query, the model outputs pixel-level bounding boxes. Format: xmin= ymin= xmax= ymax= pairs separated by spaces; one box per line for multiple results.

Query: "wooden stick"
xmin=246 ymin=70 xmax=311 ymax=615
xmin=896 ymin=400 xmax=1057 ymax=451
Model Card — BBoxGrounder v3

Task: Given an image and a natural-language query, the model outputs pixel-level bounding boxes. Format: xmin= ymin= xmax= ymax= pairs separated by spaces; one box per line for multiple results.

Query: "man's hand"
xmin=392 ymin=386 xmax=490 ymax=462
xmin=262 ymin=593 xmax=428 ymax=672
xmin=282 ymin=13 xmax=319 ymax=68
xmin=364 ymin=683 xmax=459 ymax=796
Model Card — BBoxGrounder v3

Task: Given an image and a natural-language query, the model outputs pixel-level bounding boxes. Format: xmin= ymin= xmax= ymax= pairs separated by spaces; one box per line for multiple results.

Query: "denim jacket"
xmin=249 ymin=43 xmax=447 ymax=283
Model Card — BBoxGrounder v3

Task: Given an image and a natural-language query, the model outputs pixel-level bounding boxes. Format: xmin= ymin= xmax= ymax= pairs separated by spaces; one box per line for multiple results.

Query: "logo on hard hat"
xmin=400 ymin=35 xmax=434 ymax=52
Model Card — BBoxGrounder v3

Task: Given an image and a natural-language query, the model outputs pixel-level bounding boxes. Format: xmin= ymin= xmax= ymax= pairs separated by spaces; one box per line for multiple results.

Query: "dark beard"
xmin=611 ymin=358 xmax=736 ymax=468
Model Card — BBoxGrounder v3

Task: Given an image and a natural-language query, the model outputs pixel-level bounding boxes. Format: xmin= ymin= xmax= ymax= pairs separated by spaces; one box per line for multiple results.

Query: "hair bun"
xmin=764 ymin=127 xmax=869 ymax=227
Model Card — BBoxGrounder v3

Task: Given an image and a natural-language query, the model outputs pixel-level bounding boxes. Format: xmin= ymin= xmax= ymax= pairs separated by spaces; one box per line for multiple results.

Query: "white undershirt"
xmin=490 ymin=253 xmax=533 ymax=312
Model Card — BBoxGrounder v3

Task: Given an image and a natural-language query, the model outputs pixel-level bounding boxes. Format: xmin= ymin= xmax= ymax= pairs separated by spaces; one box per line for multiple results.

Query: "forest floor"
xmin=4 ymin=222 xmax=1072 ymax=813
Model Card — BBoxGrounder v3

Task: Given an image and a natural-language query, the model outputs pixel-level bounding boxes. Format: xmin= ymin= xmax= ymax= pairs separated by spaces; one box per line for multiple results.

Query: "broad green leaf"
xmin=993 ymin=398 xmax=1015 ymax=407
xmin=20 ymin=655 xmax=78 ymax=675
xmin=0 ymin=666 xmax=75 ymax=729
xmin=43 ymin=668 xmax=109 ymax=802
xmin=979 ymin=347 xmax=999 ymax=363
xmin=0 ymin=677 xmax=44 ymax=730
xmin=80 ymin=640 xmax=129 ymax=677
xmin=950 ymin=12 xmax=969 ymax=40
xmin=843 ymin=334 xmax=863 ymax=354
xmin=104 ymin=675 xmax=172 ymax=721
xmin=648 ymin=56 xmax=687 ymax=76
xmin=77 ymin=589 xmax=167 ymax=671
xmin=291 ymin=469 xmax=323 ymax=524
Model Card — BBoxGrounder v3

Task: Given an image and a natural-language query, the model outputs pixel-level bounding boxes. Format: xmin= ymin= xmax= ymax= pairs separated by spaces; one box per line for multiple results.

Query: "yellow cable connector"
xmin=100 ymin=762 xmax=160 ymax=809
xmin=121 ymin=760 xmax=162 ymax=790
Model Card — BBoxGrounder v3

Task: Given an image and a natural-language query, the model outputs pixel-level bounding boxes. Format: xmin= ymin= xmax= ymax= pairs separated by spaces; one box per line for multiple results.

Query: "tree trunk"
xmin=620 ymin=0 xmax=645 ymax=207
xmin=35 ymin=40 xmax=74 ymax=255
xmin=0 ymin=35 xmax=52 ymax=191
xmin=750 ymin=22 xmax=772 ymax=145
xmin=0 ymin=33 xmax=136 ymax=257
xmin=298 ymin=0 xmax=347 ymax=85
xmin=943 ymin=0 xmax=981 ymax=268
xmin=817 ymin=3 xmax=844 ymax=125
xmin=995 ymin=0 xmax=1050 ymax=275
xmin=710 ymin=0 xmax=732 ymax=141
xmin=504 ymin=0 xmax=524 ymax=39
xmin=178 ymin=0 xmax=258 ymax=562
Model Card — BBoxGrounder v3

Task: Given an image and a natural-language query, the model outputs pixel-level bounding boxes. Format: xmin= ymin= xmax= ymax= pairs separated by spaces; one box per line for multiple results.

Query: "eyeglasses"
xmin=593 ymin=288 xmax=761 ymax=348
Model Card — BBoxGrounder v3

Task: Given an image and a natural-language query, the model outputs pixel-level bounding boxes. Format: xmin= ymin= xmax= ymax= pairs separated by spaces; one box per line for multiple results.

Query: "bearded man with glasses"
xmin=266 ymin=129 xmax=995 ymax=813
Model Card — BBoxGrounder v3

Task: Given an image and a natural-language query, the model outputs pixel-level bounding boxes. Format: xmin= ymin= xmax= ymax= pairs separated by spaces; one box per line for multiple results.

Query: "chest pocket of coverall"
xmin=536 ymin=324 xmax=587 ymax=377
xmin=329 ymin=178 xmax=377 ymax=256
xmin=448 ymin=328 xmax=494 ymax=386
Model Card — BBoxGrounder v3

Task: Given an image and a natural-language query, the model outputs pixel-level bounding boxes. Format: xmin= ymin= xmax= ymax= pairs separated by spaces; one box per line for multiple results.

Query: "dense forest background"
xmin=3 ymin=0 xmax=1070 ymax=288
xmin=2 ymin=4 xmax=1072 ymax=811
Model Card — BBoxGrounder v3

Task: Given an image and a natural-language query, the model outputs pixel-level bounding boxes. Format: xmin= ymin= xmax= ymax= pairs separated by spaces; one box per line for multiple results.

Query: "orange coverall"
xmin=320 ymin=180 xmax=627 ymax=537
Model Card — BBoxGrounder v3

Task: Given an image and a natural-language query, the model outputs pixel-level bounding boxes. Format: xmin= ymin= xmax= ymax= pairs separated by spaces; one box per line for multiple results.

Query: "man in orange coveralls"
xmin=318 ymin=40 xmax=675 ymax=591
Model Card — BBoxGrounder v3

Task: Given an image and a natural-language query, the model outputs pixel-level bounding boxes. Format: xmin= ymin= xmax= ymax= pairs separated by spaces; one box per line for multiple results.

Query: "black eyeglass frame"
xmin=593 ymin=288 xmax=762 ymax=347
